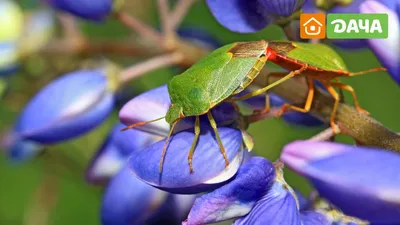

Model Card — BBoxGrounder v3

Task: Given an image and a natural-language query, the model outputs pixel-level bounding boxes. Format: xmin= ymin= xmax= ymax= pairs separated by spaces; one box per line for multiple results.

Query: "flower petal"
xmin=281 ymin=141 xmax=400 ymax=223
xmin=86 ymin=123 xmax=159 ymax=184
xmin=129 ymin=126 xmax=243 ymax=194
xmin=15 ymin=69 xmax=115 ymax=143
xmin=206 ymin=0 xmax=269 ymax=33
xmin=120 ymin=85 xmax=188 ymax=136
xmin=1 ymin=132 xmax=43 ymax=163
xmin=301 ymin=211 xmax=331 ymax=225
xmin=258 ymin=0 xmax=305 ymax=17
xmin=184 ymin=157 xmax=275 ymax=225
xmin=119 ymin=85 xmax=239 ymax=136
xmin=101 ymin=166 xmax=168 ymax=225
xmin=47 ymin=0 xmax=114 ymax=21
xmin=233 ymin=182 xmax=301 ymax=225
xmin=360 ymin=0 xmax=400 ymax=85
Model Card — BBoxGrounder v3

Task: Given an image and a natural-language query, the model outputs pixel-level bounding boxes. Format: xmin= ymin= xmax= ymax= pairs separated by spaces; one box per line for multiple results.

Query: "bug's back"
xmin=168 ymin=41 xmax=267 ymax=116
xmin=268 ymin=41 xmax=349 ymax=74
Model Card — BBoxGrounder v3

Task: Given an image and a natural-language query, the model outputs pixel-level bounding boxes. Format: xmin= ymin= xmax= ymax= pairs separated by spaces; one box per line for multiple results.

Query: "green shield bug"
xmin=123 ymin=40 xmax=386 ymax=172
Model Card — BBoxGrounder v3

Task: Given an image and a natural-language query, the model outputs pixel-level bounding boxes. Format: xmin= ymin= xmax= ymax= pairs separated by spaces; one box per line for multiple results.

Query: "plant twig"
xmin=171 ymin=0 xmax=197 ymax=30
xmin=157 ymin=0 xmax=177 ymax=49
xmin=116 ymin=11 xmax=162 ymax=42
xmin=119 ymin=52 xmax=184 ymax=83
xmin=23 ymin=168 xmax=58 ymax=225
xmin=253 ymin=74 xmax=400 ymax=151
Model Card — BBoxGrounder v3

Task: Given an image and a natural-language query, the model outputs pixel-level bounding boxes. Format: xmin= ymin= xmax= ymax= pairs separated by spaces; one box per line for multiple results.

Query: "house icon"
xmin=300 ymin=14 xmax=326 ymax=39
xmin=303 ymin=17 xmax=323 ymax=36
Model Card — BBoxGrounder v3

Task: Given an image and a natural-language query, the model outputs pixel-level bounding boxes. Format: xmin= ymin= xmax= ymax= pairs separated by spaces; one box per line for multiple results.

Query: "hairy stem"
xmin=253 ymin=74 xmax=400 ymax=151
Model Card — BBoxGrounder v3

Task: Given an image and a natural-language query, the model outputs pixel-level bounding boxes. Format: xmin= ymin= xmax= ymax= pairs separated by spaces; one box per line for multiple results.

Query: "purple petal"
xmin=258 ymin=0 xmax=305 ymax=17
xmin=301 ymin=211 xmax=331 ymax=225
xmin=233 ymin=182 xmax=301 ymax=225
xmin=47 ymin=0 xmax=113 ymax=21
xmin=129 ymin=126 xmax=243 ymax=194
xmin=206 ymin=0 xmax=269 ymax=33
xmin=101 ymin=166 xmax=169 ymax=225
xmin=85 ymin=123 xmax=159 ymax=184
xmin=281 ymin=141 xmax=400 ymax=223
xmin=295 ymin=189 xmax=310 ymax=211
xmin=120 ymin=85 xmax=186 ymax=136
xmin=119 ymin=85 xmax=239 ymax=136
xmin=147 ymin=194 xmax=196 ymax=224
xmin=184 ymin=157 xmax=275 ymax=225
xmin=1 ymin=132 xmax=43 ymax=163
xmin=15 ymin=69 xmax=115 ymax=143
xmin=360 ymin=0 xmax=400 ymax=85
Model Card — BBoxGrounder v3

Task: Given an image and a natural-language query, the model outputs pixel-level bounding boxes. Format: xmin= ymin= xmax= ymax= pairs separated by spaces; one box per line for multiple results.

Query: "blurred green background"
xmin=1 ymin=1 xmax=399 ymax=224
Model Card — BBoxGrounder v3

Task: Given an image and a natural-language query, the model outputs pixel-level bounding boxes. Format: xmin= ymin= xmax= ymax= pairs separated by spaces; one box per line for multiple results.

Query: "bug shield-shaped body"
xmin=166 ymin=40 xmax=268 ymax=124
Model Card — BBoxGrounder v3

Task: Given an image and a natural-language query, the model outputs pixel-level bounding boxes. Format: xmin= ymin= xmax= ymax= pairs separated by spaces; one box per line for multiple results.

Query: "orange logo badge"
xmin=300 ymin=14 xmax=326 ymax=39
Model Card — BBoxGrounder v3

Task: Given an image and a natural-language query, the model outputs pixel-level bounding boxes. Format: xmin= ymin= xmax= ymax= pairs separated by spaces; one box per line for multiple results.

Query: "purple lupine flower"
xmin=101 ymin=165 xmax=168 ymax=225
xmin=233 ymin=180 xmax=301 ymax=225
xmin=281 ymin=141 xmax=400 ymax=224
xmin=46 ymin=0 xmax=120 ymax=21
xmin=183 ymin=157 xmax=275 ymax=225
xmin=120 ymin=85 xmax=245 ymax=194
xmin=360 ymin=0 xmax=400 ymax=85
xmin=206 ymin=0 xmax=305 ymax=33
xmin=102 ymin=165 xmax=197 ymax=225
xmin=128 ymin=126 xmax=244 ymax=194
xmin=243 ymin=92 xmax=324 ymax=127
xmin=85 ymin=123 xmax=158 ymax=184
xmin=14 ymin=68 xmax=118 ymax=144
xmin=1 ymin=132 xmax=43 ymax=163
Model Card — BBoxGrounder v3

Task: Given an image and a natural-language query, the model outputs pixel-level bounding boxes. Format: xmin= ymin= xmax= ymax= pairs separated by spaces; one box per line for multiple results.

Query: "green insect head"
xmin=165 ymin=103 xmax=183 ymax=124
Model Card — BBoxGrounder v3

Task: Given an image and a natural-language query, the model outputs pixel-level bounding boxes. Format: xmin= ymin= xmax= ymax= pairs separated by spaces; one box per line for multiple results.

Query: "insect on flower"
xmin=122 ymin=40 xmax=385 ymax=173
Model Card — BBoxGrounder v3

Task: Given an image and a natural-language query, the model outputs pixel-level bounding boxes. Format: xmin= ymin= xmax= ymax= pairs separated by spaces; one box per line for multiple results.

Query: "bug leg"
xmin=159 ymin=120 xmax=178 ymax=173
xmin=320 ymin=82 xmax=340 ymax=135
xmin=207 ymin=111 xmax=230 ymax=167
xmin=329 ymin=82 xmax=369 ymax=115
xmin=348 ymin=67 xmax=386 ymax=76
xmin=277 ymin=77 xmax=315 ymax=116
xmin=227 ymin=67 xmax=307 ymax=102
xmin=188 ymin=116 xmax=200 ymax=173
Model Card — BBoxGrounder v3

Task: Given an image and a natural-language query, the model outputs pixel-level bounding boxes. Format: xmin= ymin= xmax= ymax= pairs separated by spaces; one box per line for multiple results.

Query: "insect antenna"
xmin=120 ymin=117 xmax=166 ymax=131
xmin=159 ymin=120 xmax=179 ymax=173
xmin=349 ymin=67 xmax=387 ymax=76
